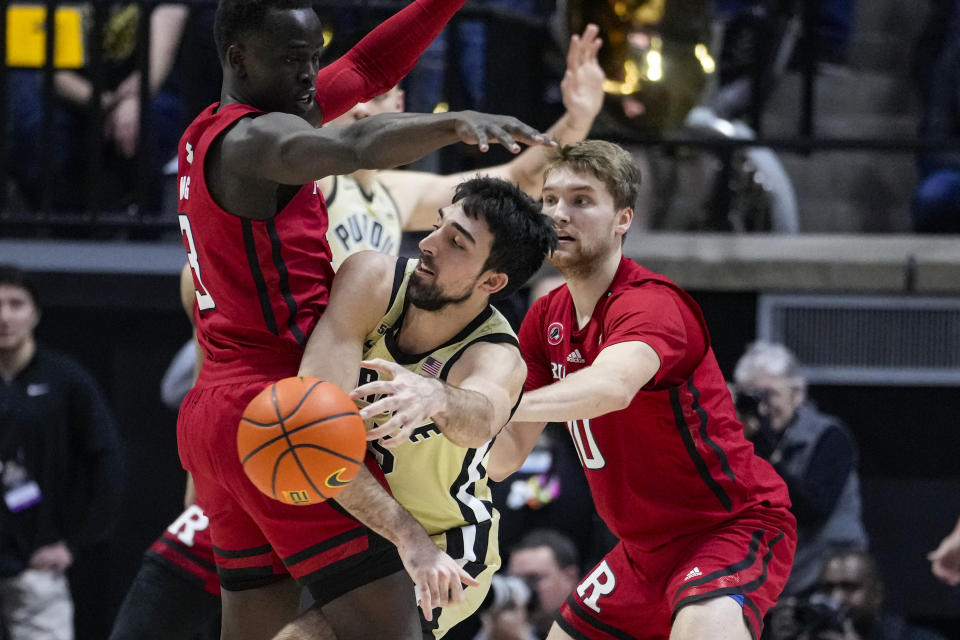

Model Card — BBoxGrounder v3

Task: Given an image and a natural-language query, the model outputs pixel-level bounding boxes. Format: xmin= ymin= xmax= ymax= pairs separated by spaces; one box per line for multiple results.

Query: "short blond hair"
xmin=543 ymin=140 xmax=641 ymax=211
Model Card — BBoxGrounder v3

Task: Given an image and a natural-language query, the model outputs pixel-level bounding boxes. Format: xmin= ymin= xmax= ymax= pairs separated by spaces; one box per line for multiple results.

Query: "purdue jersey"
xmin=357 ymin=258 xmax=518 ymax=637
xmin=325 ymin=175 xmax=403 ymax=269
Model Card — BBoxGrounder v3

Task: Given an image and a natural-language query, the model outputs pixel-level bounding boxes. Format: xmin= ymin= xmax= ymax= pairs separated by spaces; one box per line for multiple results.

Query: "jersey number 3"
xmin=568 ymin=419 xmax=606 ymax=470
xmin=179 ymin=214 xmax=216 ymax=311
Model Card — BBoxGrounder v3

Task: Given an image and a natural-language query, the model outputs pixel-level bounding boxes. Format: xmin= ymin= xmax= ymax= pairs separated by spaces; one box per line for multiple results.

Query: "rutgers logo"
xmin=547 ymin=322 xmax=563 ymax=345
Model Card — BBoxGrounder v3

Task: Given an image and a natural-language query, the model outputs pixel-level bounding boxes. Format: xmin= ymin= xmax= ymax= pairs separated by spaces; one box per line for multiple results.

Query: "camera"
xmin=734 ymin=388 xmax=768 ymax=421
xmin=791 ymin=593 xmax=847 ymax=636
xmin=479 ymin=574 xmax=538 ymax=615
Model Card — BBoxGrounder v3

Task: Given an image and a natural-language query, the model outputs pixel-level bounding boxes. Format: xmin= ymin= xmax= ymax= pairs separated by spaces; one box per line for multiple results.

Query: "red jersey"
xmin=177 ymin=104 xmax=335 ymax=385
xmin=519 ymin=257 xmax=790 ymax=551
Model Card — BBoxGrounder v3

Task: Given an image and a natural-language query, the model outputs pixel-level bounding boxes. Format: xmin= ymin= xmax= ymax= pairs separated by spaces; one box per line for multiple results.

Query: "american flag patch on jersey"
xmin=421 ymin=356 xmax=443 ymax=377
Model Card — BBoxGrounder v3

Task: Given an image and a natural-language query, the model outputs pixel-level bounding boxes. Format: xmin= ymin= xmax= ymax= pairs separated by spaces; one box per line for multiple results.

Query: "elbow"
xmin=486 ymin=458 xmax=516 ymax=483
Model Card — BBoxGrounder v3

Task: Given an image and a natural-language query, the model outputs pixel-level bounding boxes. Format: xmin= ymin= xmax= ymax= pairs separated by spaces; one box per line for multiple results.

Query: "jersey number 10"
xmin=567 ymin=419 xmax=606 ymax=470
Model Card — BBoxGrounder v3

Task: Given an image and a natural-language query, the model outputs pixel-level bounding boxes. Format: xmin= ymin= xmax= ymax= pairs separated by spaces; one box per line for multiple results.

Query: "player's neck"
xmin=562 ymin=249 xmax=622 ymax=329
xmin=349 ymin=168 xmax=379 ymax=190
xmin=397 ymin=299 xmax=486 ymax=355
xmin=0 ymin=338 xmax=35 ymax=382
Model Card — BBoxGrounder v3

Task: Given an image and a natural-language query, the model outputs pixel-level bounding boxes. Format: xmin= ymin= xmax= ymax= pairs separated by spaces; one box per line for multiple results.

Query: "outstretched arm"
xmin=378 ymin=24 xmax=606 ymax=231
xmin=315 ymin=0 xmax=465 ymax=123
xmin=297 ymin=252 xmax=478 ymax=616
xmin=514 ymin=341 xmax=660 ymax=423
xmin=224 ymin=110 xmax=550 ymax=195
xmin=354 ymin=341 xmax=526 ymax=449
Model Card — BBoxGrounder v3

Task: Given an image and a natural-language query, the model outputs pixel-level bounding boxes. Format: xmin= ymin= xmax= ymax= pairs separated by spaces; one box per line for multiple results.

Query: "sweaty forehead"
xmin=255 ymin=7 xmax=324 ymax=46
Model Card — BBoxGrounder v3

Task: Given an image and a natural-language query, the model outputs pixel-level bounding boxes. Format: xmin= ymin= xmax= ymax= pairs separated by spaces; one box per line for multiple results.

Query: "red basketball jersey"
xmin=177 ymin=104 xmax=335 ymax=385
xmin=519 ymin=257 xmax=790 ymax=551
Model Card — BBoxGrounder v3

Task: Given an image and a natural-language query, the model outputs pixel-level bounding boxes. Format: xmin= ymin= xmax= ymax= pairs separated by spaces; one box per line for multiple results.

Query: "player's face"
xmin=541 ymin=167 xmax=631 ymax=275
xmin=409 ymin=204 xmax=496 ymax=311
xmin=329 ymin=86 xmax=404 ymax=126
xmin=736 ymin=373 xmax=804 ymax=433
xmin=236 ymin=8 xmax=324 ymax=119
xmin=0 ymin=285 xmax=39 ymax=353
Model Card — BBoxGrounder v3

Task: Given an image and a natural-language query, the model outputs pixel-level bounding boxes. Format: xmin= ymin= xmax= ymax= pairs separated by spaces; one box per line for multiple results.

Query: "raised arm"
xmin=315 ymin=0 xmax=465 ymax=123
xmin=224 ymin=110 xmax=550 ymax=192
xmin=378 ymin=24 xmax=605 ymax=231
xmin=354 ymin=341 xmax=527 ymax=449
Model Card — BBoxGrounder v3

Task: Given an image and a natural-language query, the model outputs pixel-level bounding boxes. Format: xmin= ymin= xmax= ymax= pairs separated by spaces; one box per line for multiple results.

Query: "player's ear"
xmin=227 ymin=44 xmax=247 ymax=77
xmin=479 ymin=271 xmax=508 ymax=297
xmin=614 ymin=206 xmax=633 ymax=238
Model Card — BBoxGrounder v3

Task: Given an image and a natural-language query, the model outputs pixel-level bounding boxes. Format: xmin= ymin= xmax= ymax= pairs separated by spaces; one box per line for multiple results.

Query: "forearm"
xmin=54 ymin=71 xmax=94 ymax=107
xmin=514 ymin=368 xmax=632 ymax=423
xmin=486 ymin=420 xmax=547 ymax=482
xmin=504 ymin=111 xmax=594 ymax=197
xmin=148 ymin=4 xmax=188 ymax=94
xmin=316 ymin=0 xmax=465 ymax=123
xmin=334 ymin=465 xmax=429 ymax=549
xmin=432 ymin=383 xmax=499 ymax=448
xmin=69 ymin=448 xmax=124 ymax=549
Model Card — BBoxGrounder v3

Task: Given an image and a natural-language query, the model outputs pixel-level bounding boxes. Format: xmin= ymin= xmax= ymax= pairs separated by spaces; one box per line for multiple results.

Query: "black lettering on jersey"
xmin=370 ymin=221 xmax=383 ymax=247
xmin=369 ymin=439 xmax=395 ymax=474
xmin=332 ymin=213 xmax=393 ymax=253
xmin=409 ymin=423 xmax=441 ymax=443
xmin=333 ymin=224 xmax=351 ymax=249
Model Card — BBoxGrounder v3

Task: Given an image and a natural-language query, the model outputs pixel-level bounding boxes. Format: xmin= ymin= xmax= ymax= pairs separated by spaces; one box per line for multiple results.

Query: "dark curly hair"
xmin=452 ymin=177 xmax=557 ymax=301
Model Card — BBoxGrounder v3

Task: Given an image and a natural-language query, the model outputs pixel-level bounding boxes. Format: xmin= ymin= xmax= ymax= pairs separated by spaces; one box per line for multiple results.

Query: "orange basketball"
xmin=237 ymin=377 xmax=366 ymax=506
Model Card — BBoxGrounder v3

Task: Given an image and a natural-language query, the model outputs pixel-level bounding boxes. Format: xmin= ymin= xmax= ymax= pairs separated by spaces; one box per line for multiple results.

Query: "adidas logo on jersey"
xmin=566 ymin=349 xmax=585 ymax=364
xmin=683 ymin=567 xmax=702 ymax=581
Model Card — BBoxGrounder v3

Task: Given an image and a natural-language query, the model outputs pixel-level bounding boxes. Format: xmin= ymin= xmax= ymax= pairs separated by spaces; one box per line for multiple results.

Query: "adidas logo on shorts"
xmin=566 ymin=349 xmax=585 ymax=364
xmin=683 ymin=567 xmax=702 ymax=581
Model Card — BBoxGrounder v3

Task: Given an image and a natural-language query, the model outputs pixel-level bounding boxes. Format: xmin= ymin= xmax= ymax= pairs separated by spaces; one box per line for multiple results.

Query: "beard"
xmin=407 ymin=274 xmax=475 ymax=311
xmin=548 ymin=237 xmax=614 ymax=279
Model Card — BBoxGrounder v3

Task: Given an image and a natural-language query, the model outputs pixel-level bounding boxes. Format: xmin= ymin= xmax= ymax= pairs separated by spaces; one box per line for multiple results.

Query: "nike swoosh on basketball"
xmin=325 ymin=468 xmax=351 ymax=488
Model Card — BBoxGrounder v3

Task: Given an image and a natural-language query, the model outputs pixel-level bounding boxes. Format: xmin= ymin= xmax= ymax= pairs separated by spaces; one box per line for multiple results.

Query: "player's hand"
xmin=352 ymin=359 xmax=446 ymax=448
xmin=396 ymin=536 xmax=480 ymax=622
xmin=106 ymin=94 xmax=141 ymax=158
xmin=28 ymin=541 xmax=73 ymax=574
xmin=450 ymin=111 xmax=555 ymax=154
xmin=928 ymin=518 xmax=960 ymax=585
xmin=562 ymin=24 xmax=605 ymax=124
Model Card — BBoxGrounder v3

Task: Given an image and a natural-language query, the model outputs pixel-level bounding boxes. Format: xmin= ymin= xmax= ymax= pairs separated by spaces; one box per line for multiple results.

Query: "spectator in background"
xmin=0 ymin=265 xmax=123 ymax=640
xmin=768 ymin=549 xmax=946 ymax=640
xmin=733 ymin=341 xmax=868 ymax=597
xmin=928 ymin=515 xmax=960 ymax=586
xmin=911 ymin=0 xmax=960 ymax=233
xmin=474 ymin=575 xmax=538 ymax=640
xmin=505 ymin=529 xmax=581 ymax=639
xmin=5 ymin=4 xmax=186 ymax=215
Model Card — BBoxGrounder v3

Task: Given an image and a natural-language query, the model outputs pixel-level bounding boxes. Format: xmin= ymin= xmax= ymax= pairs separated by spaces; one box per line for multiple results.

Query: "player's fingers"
xmin=567 ymin=33 xmax=581 ymax=69
xmin=503 ymin=121 xmax=554 ymax=148
xmin=359 ymin=358 xmax=401 ymax=378
xmin=364 ymin=416 xmax=403 ymax=440
xmin=486 ymin=125 xmax=520 ymax=153
xmin=458 ymin=567 xmax=480 ymax=587
xmin=356 ymin=394 xmax=398 ymax=417
xmin=381 ymin=424 xmax=416 ymax=448
xmin=351 ymin=380 xmax=399 ymax=400
xmin=418 ymin=584 xmax=433 ymax=621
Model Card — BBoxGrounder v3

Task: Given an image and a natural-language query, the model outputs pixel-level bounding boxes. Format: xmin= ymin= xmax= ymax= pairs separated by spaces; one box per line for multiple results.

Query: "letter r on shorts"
xmin=577 ymin=560 xmax=616 ymax=613
xmin=167 ymin=505 xmax=210 ymax=546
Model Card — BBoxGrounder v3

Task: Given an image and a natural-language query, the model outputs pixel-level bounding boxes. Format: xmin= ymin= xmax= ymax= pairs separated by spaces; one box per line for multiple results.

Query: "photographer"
xmin=768 ymin=548 xmax=946 ymax=640
xmin=474 ymin=575 xmax=538 ymax=640
xmin=733 ymin=342 xmax=868 ymax=596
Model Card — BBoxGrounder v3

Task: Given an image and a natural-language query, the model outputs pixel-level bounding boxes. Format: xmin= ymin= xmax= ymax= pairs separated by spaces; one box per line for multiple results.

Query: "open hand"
xmin=397 ymin=536 xmax=480 ymax=622
xmin=351 ymin=359 xmax=446 ymax=448
xmin=29 ymin=541 xmax=73 ymax=574
xmin=451 ymin=111 xmax=555 ymax=154
xmin=562 ymin=24 xmax=605 ymax=124
xmin=928 ymin=518 xmax=960 ymax=585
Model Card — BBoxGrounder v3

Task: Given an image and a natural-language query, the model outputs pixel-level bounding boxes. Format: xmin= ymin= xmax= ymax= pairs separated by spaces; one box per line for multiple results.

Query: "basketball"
xmin=237 ymin=377 xmax=366 ymax=506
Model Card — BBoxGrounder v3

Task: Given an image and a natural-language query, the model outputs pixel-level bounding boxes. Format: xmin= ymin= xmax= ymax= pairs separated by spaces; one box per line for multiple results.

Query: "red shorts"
xmin=557 ymin=507 xmax=796 ymax=640
xmin=148 ymin=504 xmax=220 ymax=596
xmin=177 ymin=382 xmax=400 ymax=593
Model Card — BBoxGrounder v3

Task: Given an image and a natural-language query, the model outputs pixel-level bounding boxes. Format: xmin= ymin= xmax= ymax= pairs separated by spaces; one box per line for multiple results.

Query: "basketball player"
xmin=175 ymin=0 xmax=552 ymax=638
xmin=279 ymin=176 xmax=556 ymax=639
xmin=320 ymin=24 xmax=604 ymax=267
xmin=113 ymin=24 xmax=600 ymax=640
xmin=487 ymin=140 xmax=797 ymax=640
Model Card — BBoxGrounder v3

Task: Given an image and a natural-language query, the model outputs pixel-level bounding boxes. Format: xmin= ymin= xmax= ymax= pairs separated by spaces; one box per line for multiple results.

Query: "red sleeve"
xmin=602 ymin=284 xmax=704 ymax=388
xmin=315 ymin=0 xmax=466 ymax=123
xmin=518 ymin=297 xmax=553 ymax=393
